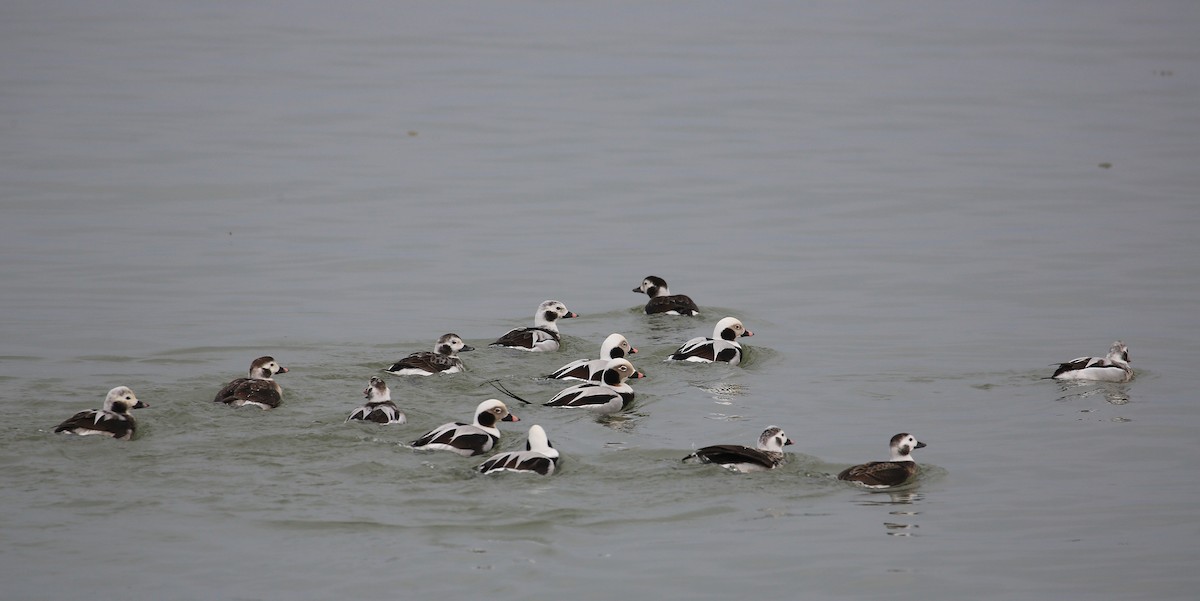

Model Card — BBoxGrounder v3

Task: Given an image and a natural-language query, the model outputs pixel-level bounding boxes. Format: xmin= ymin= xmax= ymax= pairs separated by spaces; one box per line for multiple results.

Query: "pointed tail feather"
xmin=480 ymin=379 xmax=532 ymax=404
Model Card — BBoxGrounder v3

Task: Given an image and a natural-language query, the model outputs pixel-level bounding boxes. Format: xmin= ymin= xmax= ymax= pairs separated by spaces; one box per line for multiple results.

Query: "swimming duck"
xmin=682 ymin=426 xmax=793 ymax=473
xmin=547 ymin=333 xmax=638 ymax=381
xmin=53 ymin=386 xmax=148 ymax=440
xmin=1050 ymin=341 xmax=1133 ymax=382
xmin=489 ymin=300 xmax=578 ymax=352
xmin=347 ymin=376 xmax=406 ymax=424
xmin=665 ymin=317 xmax=753 ymax=365
xmin=477 ymin=424 xmax=559 ymax=475
xmin=410 ymin=399 xmax=519 ymax=457
xmin=385 ymin=333 xmax=474 ymax=376
xmin=213 ymin=356 xmax=288 ymax=409
xmin=632 ymin=275 xmax=700 ymax=316
xmin=837 ymin=433 xmax=927 ymax=488
xmin=543 ymin=358 xmax=644 ymax=414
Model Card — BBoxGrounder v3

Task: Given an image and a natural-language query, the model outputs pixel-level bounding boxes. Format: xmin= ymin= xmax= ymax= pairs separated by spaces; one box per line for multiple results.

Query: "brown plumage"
xmin=838 ymin=433 xmax=926 ymax=488
xmin=214 ymin=356 xmax=288 ymax=409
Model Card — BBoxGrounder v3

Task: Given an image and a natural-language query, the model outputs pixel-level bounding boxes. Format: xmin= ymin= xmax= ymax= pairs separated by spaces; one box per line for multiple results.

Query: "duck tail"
xmin=481 ymin=379 xmax=532 ymax=404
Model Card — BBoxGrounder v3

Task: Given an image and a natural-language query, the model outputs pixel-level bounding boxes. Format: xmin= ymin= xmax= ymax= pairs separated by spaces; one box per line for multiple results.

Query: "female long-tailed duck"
xmin=547 ymin=332 xmax=638 ymax=381
xmin=682 ymin=426 xmax=793 ymax=473
xmin=54 ymin=386 xmax=148 ymax=440
xmin=838 ymin=433 xmax=926 ymax=488
xmin=477 ymin=424 xmax=559 ymax=476
xmin=410 ymin=399 xmax=519 ymax=457
xmin=347 ymin=377 xmax=406 ymax=425
xmin=543 ymin=358 xmax=644 ymax=414
xmin=632 ymin=275 xmax=700 ymax=316
xmin=213 ymin=356 xmax=289 ymax=409
xmin=1050 ymin=341 xmax=1133 ymax=382
xmin=385 ymin=333 xmax=474 ymax=376
xmin=489 ymin=300 xmax=578 ymax=352
xmin=666 ymin=317 xmax=753 ymax=365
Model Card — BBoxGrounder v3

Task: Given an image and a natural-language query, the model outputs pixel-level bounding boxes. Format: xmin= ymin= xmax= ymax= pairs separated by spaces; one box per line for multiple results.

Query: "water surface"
xmin=2 ymin=2 xmax=1199 ymax=600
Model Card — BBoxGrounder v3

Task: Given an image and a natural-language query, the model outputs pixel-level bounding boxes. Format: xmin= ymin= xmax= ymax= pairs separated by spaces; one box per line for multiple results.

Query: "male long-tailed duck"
xmin=385 ymin=333 xmax=474 ymax=376
xmin=547 ymin=333 xmax=638 ymax=381
xmin=477 ymin=424 xmax=560 ymax=476
xmin=543 ymin=358 xmax=644 ymax=414
xmin=347 ymin=377 xmax=406 ymax=425
xmin=682 ymin=426 xmax=793 ymax=473
xmin=489 ymin=300 xmax=578 ymax=352
xmin=632 ymin=275 xmax=700 ymax=316
xmin=410 ymin=399 xmax=519 ymax=457
xmin=213 ymin=356 xmax=288 ymax=409
xmin=838 ymin=433 xmax=927 ymax=488
xmin=54 ymin=386 xmax=148 ymax=440
xmin=1050 ymin=341 xmax=1133 ymax=382
xmin=666 ymin=317 xmax=753 ymax=365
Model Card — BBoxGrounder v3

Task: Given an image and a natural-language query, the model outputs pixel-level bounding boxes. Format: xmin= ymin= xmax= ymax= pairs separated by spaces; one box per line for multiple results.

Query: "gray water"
xmin=3 ymin=1 xmax=1199 ymax=599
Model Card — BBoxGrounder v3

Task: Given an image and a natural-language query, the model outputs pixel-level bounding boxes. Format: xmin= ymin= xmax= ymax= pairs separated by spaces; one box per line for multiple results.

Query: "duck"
xmin=543 ymin=358 xmax=644 ymax=414
xmin=410 ymin=399 xmax=519 ymax=457
xmin=632 ymin=275 xmax=700 ymax=315
xmin=546 ymin=332 xmax=638 ymax=381
xmin=682 ymin=426 xmax=793 ymax=473
xmin=347 ymin=376 xmax=406 ymax=424
xmin=385 ymin=333 xmax=474 ymax=376
xmin=53 ymin=386 xmax=148 ymax=440
xmin=213 ymin=356 xmax=289 ymax=409
xmin=489 ymin=300 xmax=578 ymax=352
xmin=1050 ymin=341 xmax=1133 ymax=382
xmin=477 ymin=424 xmax=559 ymax=475
xmin=211 ymin=355 xmax=285 ymax=407
xmin=665 ymin=317 xmax=753 ymax=365
xmin=837 ymin=433 xmax=927 ymax=488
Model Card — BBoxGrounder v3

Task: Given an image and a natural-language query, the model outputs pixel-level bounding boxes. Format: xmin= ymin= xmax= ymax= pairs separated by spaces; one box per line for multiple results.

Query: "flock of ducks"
xmin=52 ymin=276 xmax=1135 ymax=488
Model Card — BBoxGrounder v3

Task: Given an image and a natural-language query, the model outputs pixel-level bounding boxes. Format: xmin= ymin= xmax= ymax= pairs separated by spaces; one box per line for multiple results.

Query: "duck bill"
xmin=915 ymin=441 xmax=927 ymax=449
xmin=741 ymin=330 xmax=754 ymax=337
xmin=460 ymin=345 xmax=476 ymax=352
xmin=277 ymin=366 xmax=290 ymax=373
xmin=502 ymin=413 xmax=520 ymax=422
xmin=563 ymin=312 xmax=579 ymax=319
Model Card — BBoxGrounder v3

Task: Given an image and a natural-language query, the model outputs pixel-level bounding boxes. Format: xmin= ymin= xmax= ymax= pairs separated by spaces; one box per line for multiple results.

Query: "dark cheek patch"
xmin=603 ymin=370 xmax=620 ymax=386
xmin=544 ymin=310 xmax=558 ymax=322
xmin=721 ymin=328 xmax=737 ymax=341
xmin=478 ymin=412 xmax=497 ymax=428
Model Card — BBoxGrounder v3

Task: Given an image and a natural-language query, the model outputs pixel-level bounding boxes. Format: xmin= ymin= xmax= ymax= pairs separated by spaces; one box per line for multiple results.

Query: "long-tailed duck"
xmin=347 ymin=376 xmax=406 ymax=424
xmin=547 ymin=332 xmax=638 ymax=381
xmin=838 ymin=433 xmax=926 ymax=488
xmin=477 ymin=424 xmax=559 ymax=476
xmin=666 ymin=317 xmax=753 ymax=365
xmin=632 ymin=275 xmax=700 ymax=316
xmin=489 ymin=300 xmax=578 ymax=352
xmin=385 ymin=333 xmax=474 ymax=376
xmin=410 ymin=399 xmax=519 ymax=457
xmin=682 ymin=426 xmax=793 ymax=473
xmin=543 ymin=358 xmax=644 ymax=414
xmin=213 ymin=356 xmax=289 ymax=409
xmin=54 ymin=386 xmax=148 ymax=440
xmin=1050 ymin=341 xmax=1133 ymax=382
